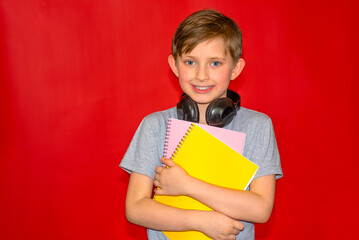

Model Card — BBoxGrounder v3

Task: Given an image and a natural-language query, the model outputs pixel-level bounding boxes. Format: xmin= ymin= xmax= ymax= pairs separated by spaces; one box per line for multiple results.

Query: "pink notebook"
xmin=164 ymin=118 xmax=246 ymax=158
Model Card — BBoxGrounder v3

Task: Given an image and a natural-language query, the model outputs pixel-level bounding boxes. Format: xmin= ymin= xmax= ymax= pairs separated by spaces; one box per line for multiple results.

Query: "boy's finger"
xmin=161 ymin=157 xmax=175 ymax=167
xmin=156 ymin=165 xmax=166 ymax=173
xmin=234 ymin=221 xmax=244 ymax=231
xmin=153 ymin=180 xmax=160 ymax=187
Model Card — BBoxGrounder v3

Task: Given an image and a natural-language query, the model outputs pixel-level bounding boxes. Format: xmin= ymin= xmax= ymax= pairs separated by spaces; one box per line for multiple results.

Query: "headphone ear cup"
xmin=206 ymin=98 xmax=236 ymax=127
xmin=177 ymin=95 xmax=199 ymax=123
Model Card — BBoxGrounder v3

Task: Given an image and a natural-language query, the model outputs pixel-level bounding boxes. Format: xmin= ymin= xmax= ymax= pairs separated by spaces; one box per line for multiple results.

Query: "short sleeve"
xmin=120 ymin=117 xmax=164 ymax=180
xmin=250 ymin=117 xmax=282 ymax=180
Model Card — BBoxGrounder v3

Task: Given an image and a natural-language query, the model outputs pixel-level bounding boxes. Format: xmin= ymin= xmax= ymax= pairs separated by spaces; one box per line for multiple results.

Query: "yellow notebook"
xmin=154 ymin=124 xmax=258 ymax=239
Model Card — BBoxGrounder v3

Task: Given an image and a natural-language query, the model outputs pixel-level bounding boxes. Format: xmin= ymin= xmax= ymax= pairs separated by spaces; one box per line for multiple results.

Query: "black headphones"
xmin=176 ymin=89 xmax=241 ymax=127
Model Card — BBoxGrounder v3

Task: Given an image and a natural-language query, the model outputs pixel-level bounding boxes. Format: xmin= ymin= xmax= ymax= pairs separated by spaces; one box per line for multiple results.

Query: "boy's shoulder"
xmin=144 ymin=107 xmax=177 ymax=122
xmin=238 ymin=107 xmax=272 ymax=122
xmin=139 ymin=107 xmax=177 ymax=131
xmin=231 ymin=107 xmax=274 ymax=132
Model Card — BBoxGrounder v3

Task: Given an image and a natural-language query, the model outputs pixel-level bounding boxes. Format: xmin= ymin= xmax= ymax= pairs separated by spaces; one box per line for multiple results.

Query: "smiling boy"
xmin=120 ymin=9 xmax=282 ymax=240
xmin=168 ymin=37 xmax=245 ymax=124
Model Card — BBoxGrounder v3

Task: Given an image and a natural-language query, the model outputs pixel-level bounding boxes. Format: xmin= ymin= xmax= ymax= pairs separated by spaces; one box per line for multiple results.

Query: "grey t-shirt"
xmin=120 ymin=107 xmax=282 ymax=240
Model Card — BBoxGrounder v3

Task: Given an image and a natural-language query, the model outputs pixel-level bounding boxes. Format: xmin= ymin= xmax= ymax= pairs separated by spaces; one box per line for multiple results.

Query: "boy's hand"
xmin=199 ymin=211 xmax=243 ymax=240
xmin=154 ymin=157 xmax=192 ymax=196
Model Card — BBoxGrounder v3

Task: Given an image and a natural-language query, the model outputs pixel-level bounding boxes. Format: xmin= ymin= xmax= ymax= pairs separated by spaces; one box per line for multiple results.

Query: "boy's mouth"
xmin=192 ymin=85 xmax=214 ymax=90
xmin=191 ymin=84 xmax=215 ymax=94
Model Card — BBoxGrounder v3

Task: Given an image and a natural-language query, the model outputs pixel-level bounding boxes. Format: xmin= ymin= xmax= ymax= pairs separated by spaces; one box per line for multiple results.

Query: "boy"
xmin=120 ymin=9 xmax=282 ymax=240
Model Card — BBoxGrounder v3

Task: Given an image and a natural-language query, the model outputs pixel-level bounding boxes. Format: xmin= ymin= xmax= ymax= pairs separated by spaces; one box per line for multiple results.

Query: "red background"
xmin=1 ymin=0 xmax=358 ymax=239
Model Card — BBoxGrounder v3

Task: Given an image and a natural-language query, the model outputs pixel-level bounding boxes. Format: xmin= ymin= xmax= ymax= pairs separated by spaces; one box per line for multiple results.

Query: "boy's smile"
xmin=169 ymin=37 xmax=245 ymax=111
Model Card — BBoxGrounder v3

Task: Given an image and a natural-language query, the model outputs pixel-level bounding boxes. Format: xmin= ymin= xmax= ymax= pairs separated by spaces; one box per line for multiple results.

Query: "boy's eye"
xmin=211 ymin=61 xmax=221 ymax=67
xmin=185 ymin=60 xmax=195 ymax=66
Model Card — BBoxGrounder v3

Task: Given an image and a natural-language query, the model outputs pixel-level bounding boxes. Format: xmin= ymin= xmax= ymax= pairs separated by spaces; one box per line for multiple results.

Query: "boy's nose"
xmin=195 ymin=65 xmax=209 ymax=81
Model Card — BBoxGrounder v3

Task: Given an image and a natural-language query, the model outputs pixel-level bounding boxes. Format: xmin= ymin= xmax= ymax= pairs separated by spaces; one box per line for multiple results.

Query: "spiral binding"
xmin=171 ymin=124 xmax=195 ymax=160
xmin=163 ymin=119 xmax=172 ymax=158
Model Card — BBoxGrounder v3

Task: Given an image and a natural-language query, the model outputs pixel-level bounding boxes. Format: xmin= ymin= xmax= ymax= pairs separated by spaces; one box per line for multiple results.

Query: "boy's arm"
xmin=186 ymin=174 xmax=275 ymax=223
xmin=155 ymin=158 xmax=276 ymax=223
xmin=125 ymin=172 xmax=244 ymax=239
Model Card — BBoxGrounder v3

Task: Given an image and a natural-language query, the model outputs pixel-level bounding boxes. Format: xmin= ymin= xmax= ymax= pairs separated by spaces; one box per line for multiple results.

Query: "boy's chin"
xmin=196 ymin=100 xmax=213 ymax=105
xmin=192 ymin=94 xmax=225 ymax=105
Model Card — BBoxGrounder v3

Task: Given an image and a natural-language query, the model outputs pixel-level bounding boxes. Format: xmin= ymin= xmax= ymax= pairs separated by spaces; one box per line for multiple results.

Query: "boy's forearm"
xmin=126 ymin=196 xmax=202 ymax=231
xmin=184 ymin=174 xmax=276 ymax=223
xmin=125 ymin=172 xmax=204 ymax=232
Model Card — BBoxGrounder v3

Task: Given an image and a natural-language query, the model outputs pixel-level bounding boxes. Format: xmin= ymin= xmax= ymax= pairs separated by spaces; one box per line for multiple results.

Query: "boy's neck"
xmin=197 ymin=103 xmax=209 ymax=125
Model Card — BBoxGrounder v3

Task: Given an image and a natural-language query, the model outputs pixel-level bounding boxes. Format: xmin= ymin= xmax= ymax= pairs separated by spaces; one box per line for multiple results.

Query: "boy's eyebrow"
xmin=181 ymin=55 xmax=195 ymax=59
xmin=181 ymin=55 xmax=227 ymax=61
xmin=210 ymin=57 xmax=227 ymax=61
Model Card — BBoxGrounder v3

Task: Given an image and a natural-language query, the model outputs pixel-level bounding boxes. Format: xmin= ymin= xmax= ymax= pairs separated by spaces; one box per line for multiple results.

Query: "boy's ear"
xmin=168 ymin=55 xmax=179 ymax=77
xmin=230 ymin=58 xmax=245 ymax=80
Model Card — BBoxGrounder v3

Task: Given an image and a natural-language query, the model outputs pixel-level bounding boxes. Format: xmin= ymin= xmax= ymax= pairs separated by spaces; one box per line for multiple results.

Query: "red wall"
xmin=1 ymin=0 xmax=358 ymax=239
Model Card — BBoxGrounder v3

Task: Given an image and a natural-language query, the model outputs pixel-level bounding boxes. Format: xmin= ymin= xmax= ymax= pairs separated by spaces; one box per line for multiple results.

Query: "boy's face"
xmin=169 ymin=38 xmax=245 ymax=108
